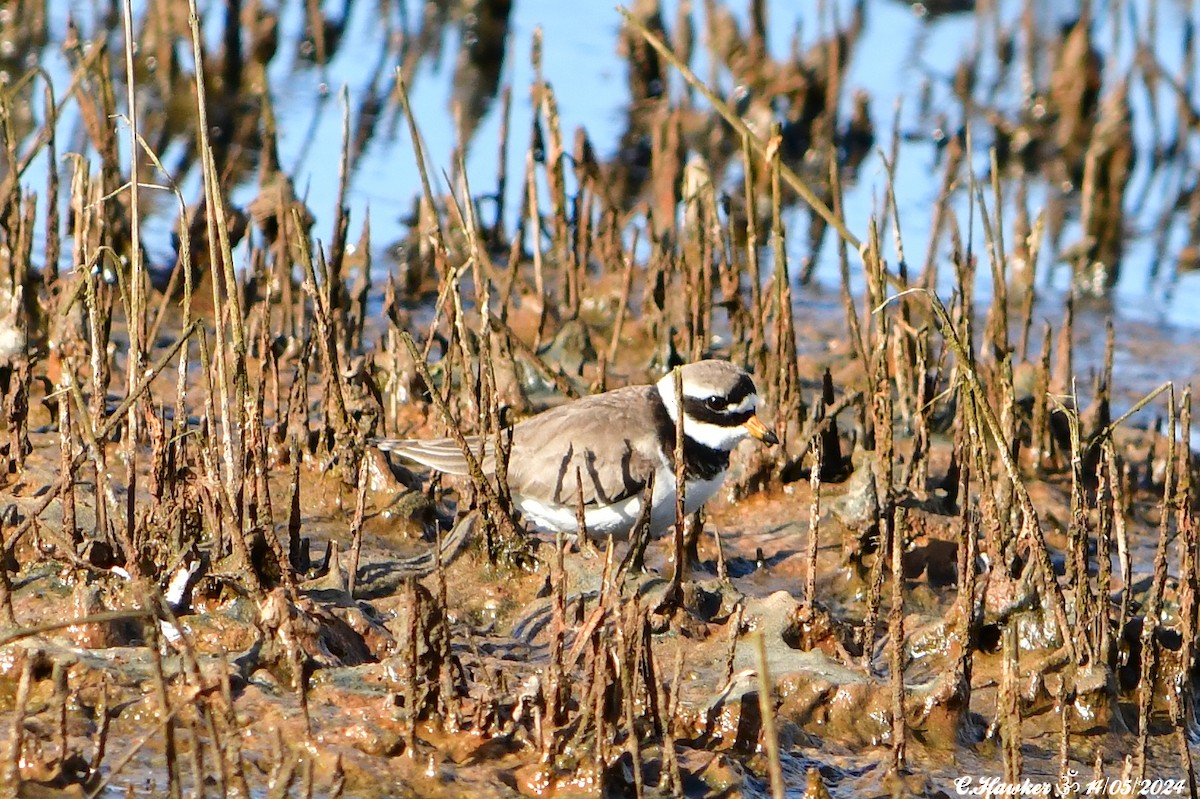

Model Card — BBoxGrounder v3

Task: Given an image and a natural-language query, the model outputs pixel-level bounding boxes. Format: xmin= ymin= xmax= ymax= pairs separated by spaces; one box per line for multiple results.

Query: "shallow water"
xmin=16 ymin=0 xmax=1196 ymax=449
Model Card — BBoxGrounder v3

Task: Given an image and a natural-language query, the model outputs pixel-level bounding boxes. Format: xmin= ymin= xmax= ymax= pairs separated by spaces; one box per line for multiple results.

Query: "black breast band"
xmin=650 ymin=394 xmax=733 ymax=482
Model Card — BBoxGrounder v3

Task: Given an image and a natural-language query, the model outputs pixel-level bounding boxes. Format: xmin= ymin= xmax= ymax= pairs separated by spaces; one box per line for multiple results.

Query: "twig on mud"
xmin=3 ymin=321 xmax=201 ymax=557
xmin=0 ymin=608 xmax=154 ymax=648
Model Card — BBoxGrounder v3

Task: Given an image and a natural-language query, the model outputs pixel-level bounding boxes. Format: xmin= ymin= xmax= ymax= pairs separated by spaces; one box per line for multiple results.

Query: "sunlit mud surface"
xmin=0 ymin=0 xmax=1198 ymax=797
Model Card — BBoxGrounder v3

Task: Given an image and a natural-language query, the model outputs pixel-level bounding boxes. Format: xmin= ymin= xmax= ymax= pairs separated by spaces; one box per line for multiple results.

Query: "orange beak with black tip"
xmin=744 ymin=415 xmax=779 ymax=446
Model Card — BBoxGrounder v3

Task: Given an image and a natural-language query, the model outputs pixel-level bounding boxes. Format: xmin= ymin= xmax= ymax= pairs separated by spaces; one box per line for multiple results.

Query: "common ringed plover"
xmin=373 ymin=360 xmax=777 ymax=539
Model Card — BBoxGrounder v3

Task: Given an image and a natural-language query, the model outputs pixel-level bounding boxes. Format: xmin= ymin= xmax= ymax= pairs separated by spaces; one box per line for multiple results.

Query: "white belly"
xmin=514 ymin=468 xmax=728 ymax=540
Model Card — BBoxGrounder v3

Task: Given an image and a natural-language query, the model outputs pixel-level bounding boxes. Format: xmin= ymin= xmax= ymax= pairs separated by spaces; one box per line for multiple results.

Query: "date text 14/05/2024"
xmin=953 ymin=776 xmax=1188 ymax=797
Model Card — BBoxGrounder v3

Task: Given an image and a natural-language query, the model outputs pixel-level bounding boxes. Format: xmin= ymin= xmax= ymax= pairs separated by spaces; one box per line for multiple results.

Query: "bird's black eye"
xmin=705 ymin=396 xmax=727 ymax=411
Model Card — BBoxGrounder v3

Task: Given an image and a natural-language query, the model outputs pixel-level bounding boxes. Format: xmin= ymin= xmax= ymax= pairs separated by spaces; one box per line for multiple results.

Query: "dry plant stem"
xmin=1135 ymin=43 xmax=1200 ymax=128
xmin=300 ymin=242 xmax=354 ymax=439
xmin=607 ymin=247 xmax=638 ymax=370
xmin=1052 ymin=298 xmax=1073 ymax=404
xmin=571 ymin=133 xmax=596 ymax=288
xmin=491 ymin=314 xmax=581 ymax=399
xmin=398 ymin=69 xmax=463 ymax=362
xmin=403 ymin=578 xmax=418 ymax=758
xmin=54 ymin=378 xmax=77 ymax=551
xmin=1000 ymin=619 xmax=1021 ymax=783
xmin=398 ymin=332 xmax=521 ymax=541
xmin=0 ymin=525 xmax=14 ymax=626
xmin=791 ymin=385 xmax=861 ymax=467
xmin=1111 ymin=450 xmax=1133 ymax=665
xmin=768 ymin=129 xmax=797 ymax=452
xmin=590 ymin=596 xmax=611 ymax=787
xmin=1135 ymin=386 xmax=1176 ymax=783
xmin=1176 ymin=389 xmax=1196 ymax=719
xmin=125 ymin=132 xmax=194 ymax=464
xmin=1030 ymin=324 xmax=1052 ymax=464
xmin=545 ymin=526 xmax=568 ymax=761
xmin=617 ymin=473 xmax=656 ymax=577
xmin=662 ymin=647 xmax=685 ymax=799
xmin=1053 ymin=394 xmax=1093 ymax=664
xmin=955 ymin=434 xmax=975 ymax=719
xmin=252 ymin=383 xmax=297 ymax=596
xmin=395 ymin=71 xmax=446 ymax=263
xmin=904 ymin=334 xmax=931 ymax=493
xmin=121 ymin=0 xmax=144 ymax=431
xmin=188 ymin=0 xmax=247 ymax=521
xmin=434 ymin=523 xmax=456 ymax=726
xmin=981 ymin=150 xmax=1009 ymax=353
xmin=3 ymin=322 xmax=200 ymax=557
xmin=656 ymin=678 xmax=682 ymax=798
xmin=66 ymin=385 xmax=129 ymax=575
xmin=669 ymin=367 xmax=687 ymax=601
xmin=145 ymin=604 xmax=181 ymax=799
xmin=1094 ymin=381 xmax=1172 ymax=441
xmin=346 ymin=455 xmax=369 ymax=597
xmin=3 ymin=655 xmax=32 ymax=790
xmin=148 ymin=594 xmax=209 ymax=708
xmin=0 ymin=46 xmax=105 ymax=218
xmin=183 ymin=717 xmax=205 ymax=798
xmin=754 ymin=632 xmax=786 ymax=799
xmin=617 ymin=602 xmax=645 ymax=799
xmin=879 ymin=147 xmax=915 ymax=417
xmin=713 ymin=526 xmax=728 ymax=582
xmin=491 ymin=84 xmax=512 ymax=242
xmin=196 ymin=328 xmax=244 ymax=542
xmin=805 ymin=431 xmax=822 ymax=607
xmin=830 ymin=156 xmax=868 ymax=371
xmin=42 ymin=79 xmax=59 ymax=284
xmin=888 ymin=505 xmax=907 ymax=770
xmin=689 ymin=172 xmax=714 ymax=361
xmin=267 ymin=730 xmax=295 ymax=799
xmin=1057 ymin=679 xmax=1073 ymax=795
xmin=540 ymin=87 xmax=572 ymax=315
xmin=300 ymin=755 xmax=315 ymax=799
xmin=210 ymin=657 xmax=251 ymax=796
xmin=742 ymin=135 xmax=764 ymax=365
xmin=455 ymin=156 xmax=518 ymax=508
xmin=721 ymin=603 xmax=743 ymax=702
xmin=921 ymin=289 xmax=1076 ymax=659
xmin=81 ymin=245 xmax=112 ymax=551
xmin=329 ymin=86 xmax=353 ymax=284
xmin=619 ymin=7 xmax=862 ymax=255
xmin=861 ymin=302 xmax=895 ymax=664
xmin=0 ymin=608 xmax=154 ymax=649
xmin=525 ymin=144 xmax=547 ymax=346
xmin=1096 ymin=440 xmax=1116 ymax=661
xmin=87 ymin=677 xmax=111 ymax=780
xmin=51 ymin=664 xmax=67 ymax=788
xmin=1016 ymin=212 xmax=1040 ymax=363
xmin=860 ymin=517 xmax=887 ymax=669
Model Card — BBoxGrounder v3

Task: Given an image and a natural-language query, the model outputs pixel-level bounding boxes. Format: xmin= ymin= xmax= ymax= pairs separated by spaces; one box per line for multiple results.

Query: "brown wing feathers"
xmin=374 ymin=385 xmax=665 ymax=508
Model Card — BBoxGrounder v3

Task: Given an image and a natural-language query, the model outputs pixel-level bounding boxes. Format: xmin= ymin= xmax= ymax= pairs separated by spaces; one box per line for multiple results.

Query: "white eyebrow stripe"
xmin=726 ymin=394 xmax=757 ymax=414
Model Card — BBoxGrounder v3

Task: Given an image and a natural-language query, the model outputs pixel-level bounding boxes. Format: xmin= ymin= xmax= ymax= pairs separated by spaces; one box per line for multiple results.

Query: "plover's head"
xmin=656 ymin=360 xmax=779 ymax=451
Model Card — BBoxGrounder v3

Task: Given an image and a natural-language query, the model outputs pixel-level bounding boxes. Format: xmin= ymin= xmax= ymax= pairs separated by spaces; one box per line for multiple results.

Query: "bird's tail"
xmin=370 ymin=436 xmax=491 ymax=477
